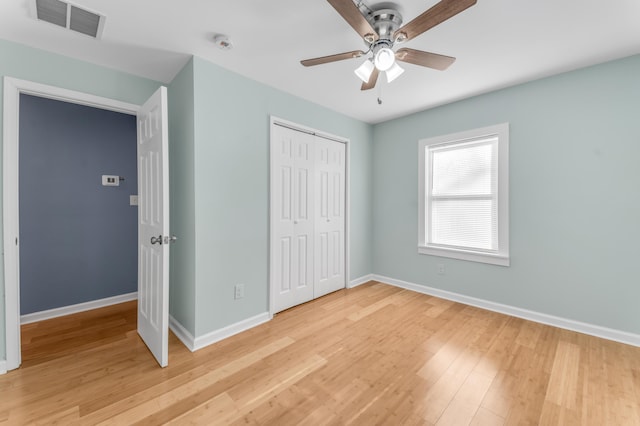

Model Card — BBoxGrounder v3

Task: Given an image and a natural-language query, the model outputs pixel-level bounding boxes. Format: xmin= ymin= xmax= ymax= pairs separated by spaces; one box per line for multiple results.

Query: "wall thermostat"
xmin=102 ymin=175 xmax=120 ymax=186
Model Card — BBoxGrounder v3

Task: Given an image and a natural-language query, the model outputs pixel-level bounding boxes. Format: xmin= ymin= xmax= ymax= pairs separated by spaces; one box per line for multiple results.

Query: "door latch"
xmin=164 ymin=235 xmax=178 ymax=244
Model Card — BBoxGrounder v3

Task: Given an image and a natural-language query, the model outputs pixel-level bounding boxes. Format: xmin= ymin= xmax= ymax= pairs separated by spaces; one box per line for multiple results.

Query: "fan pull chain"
xmin=377 ymin=81 xmax=383 ymax=105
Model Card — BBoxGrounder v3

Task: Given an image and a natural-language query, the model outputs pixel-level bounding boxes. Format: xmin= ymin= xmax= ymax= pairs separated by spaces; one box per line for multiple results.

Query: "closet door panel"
xmin=271 ymin=125 xmax=314 ymax=313
xmin=314 ymin=137 xmax=346 ymax=298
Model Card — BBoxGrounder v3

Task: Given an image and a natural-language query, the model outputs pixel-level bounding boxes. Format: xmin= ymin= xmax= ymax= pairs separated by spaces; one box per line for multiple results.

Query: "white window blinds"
xmin=428 ymin=138 xmax=498 ymax=251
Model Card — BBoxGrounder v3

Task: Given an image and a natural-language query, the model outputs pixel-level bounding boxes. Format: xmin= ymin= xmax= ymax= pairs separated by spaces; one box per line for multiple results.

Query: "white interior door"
xmin=314 ymin=137 xmax=346 ymax=297
xmin=271 ymin=125 xmax=315 ymax=313
xmin=137 ymin=86 xmax=170 ymax=367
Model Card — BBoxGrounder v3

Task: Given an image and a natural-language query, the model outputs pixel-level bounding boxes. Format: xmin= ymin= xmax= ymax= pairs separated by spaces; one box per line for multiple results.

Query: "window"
xmin=418 ymin=123 xmax=509 ymax=266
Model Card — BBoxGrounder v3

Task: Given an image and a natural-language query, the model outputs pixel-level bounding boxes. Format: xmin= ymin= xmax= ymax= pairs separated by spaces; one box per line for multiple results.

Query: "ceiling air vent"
xmin=33 ymin=0 xmax=105 ymax=39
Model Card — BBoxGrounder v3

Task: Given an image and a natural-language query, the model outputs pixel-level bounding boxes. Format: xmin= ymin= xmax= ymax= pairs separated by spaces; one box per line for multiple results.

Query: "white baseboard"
xmin=170 ymin=312 xmax=273 ymax=352
xmin=0 ymin=360 xmax=6 ymax=375
xmin=20 ymin=292 xmax=138 ymax=325
xmin=193 ymin=312 xmax=272 ymax=352
xmin=169 ymin=315 xmax=196 ymax=352
xmin=349 ymin=274 xmax=375 ymax=288
xmin=372 ymin=274 xmax=640 ymax=348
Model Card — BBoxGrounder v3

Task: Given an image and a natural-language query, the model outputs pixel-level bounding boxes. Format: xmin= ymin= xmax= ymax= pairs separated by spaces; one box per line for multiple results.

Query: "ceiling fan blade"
xmin=327 ymin=0 xmax=378 ymax=42
xmin=395 ymin=48 xmax=455 ymax=71
xmin=301 ymin=50 xmax=365 ymax=67
xmin=361 ymin=68 xmax=379 ymax=91
xmin=393 ymin=0 xmax=477 ymax=42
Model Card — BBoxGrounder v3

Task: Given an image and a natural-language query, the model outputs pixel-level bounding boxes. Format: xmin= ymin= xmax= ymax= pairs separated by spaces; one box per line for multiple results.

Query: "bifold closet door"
xmin=314 ymin=137 xmax=346 ymax=298
xmin=271 ymin=125 xmax=315 ymax=313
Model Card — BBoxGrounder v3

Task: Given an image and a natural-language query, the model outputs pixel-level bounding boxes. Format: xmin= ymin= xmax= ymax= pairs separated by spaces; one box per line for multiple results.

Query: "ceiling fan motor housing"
xmin=367 ymin=8 xmax=403 ymax=46
xmin=366 ymin=8 xmax=403 ymax=72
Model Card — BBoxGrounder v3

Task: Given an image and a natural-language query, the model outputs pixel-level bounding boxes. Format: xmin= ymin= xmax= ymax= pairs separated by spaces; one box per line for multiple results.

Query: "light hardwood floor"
xmin=2 ymin=281 xmax=640 ymax=425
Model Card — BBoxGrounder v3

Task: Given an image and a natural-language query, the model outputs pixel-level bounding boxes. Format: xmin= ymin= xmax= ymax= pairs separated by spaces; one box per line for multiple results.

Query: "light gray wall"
xmin=372 ymin=54 xmax=640 ymax=334
xmin=190 ymin=56 xmax=373 ymax=337
xmin=19 ymin=94 xmax=137 ymax=314
xmin=167 ymin=58 xmax=197 ymax=334
xmin=0 ymin=39 xmax=162 ymax=360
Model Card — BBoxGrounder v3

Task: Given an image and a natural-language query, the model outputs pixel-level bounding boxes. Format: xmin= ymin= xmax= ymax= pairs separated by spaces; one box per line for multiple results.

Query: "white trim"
xmin=169 ymin=315 xmax=196 ymax=352
xmin=2 ymin=77 xmax=140 ymax=371
xmin=20 ymin=292 xmax=137 ymax=325
xmin=170 ymin=313 xmax=273 ymax=354
xmin=268 ymin=116 xmax=350 ymax=316
xmin=417 ymin=246 xmax=510 ymax=266
xmin=372 ymin=274 xmax=640 ymax=348
xmin=0 ymin=360 xmax=6 ymax=375
xmin=192 ymin=312 xmax=272 ymax=352
xmin=345 ymin=136 xmax=351 ymax=300
xmin=418 ymin=123 xmax=510 ymax=266
xmin=349 ymin=274 xmax=374 ymax=288
xmin=3 ymin=77 xmax=21 ymax=371
xmin=270 ymin=116 xmax=348 ymax=144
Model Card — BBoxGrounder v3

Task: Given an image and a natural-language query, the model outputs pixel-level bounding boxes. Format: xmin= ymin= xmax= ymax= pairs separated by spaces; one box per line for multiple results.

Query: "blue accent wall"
xmin=19 ymin=94 xmax=138 ymax=315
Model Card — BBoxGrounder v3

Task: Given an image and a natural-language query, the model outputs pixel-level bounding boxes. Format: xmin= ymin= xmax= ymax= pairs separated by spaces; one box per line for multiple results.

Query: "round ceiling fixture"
xmin=214 ymin=35 xmax=233 ymax=50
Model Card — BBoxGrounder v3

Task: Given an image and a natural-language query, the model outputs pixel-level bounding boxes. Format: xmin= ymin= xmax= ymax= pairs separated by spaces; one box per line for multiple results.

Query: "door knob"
xmin=150 ymin=235 xmax=163 ymax=245
xmin=164 ymin=235 xmax=178 ymax=244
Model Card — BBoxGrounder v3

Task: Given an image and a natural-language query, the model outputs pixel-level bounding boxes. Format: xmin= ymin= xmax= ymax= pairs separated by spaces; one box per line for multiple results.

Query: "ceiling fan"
xmin=301 ymin=0 xmax=477 ymax=91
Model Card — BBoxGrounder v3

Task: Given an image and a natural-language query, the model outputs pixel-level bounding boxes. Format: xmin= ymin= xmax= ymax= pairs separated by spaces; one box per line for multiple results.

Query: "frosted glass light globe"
xmin=374 ymin=48 xmax=395 ymax=71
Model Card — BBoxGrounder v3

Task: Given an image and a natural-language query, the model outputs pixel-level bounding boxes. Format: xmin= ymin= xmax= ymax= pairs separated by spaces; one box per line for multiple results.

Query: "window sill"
xmin=418 ymin=245 xmax=510 ymax=267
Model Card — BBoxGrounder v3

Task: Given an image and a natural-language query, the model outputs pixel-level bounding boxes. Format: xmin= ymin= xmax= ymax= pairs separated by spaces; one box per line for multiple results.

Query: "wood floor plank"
xmin=545 ymin=340 xmax=581 ymax=409
xmin=470 ymin=407 xmax=505 ymax=426
xmin=2 ymin=281 xmax=640 ymax=425
xmin=85 ymin=337 xmax=295 ymax=425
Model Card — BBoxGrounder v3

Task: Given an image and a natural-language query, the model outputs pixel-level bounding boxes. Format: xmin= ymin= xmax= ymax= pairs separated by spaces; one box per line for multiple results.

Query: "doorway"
xmin=16 ymin=93 xmax=137 ymax=366
xmin=18 ymin=93 xmax=137 ymax=320
xmin=3 ymin=78 xmax=171 ymax=371
xmin=269 ymin=117 xmax=350 ymax=314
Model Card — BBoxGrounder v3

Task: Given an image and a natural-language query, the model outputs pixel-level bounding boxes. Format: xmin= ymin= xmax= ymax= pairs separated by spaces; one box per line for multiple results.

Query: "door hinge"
xmin=15 ymin=237 xmax=18 ymax=245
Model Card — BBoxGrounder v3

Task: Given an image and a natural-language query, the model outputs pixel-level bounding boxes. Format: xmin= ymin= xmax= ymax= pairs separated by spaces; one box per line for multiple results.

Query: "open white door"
xmin=137 ymin=86 xmax=170 ymax=367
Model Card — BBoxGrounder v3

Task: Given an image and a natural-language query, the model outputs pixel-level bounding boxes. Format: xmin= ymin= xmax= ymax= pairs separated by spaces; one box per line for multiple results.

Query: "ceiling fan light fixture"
xmin=374 ymin=47 xmax=395 ymax=71
xmin=385 ymin=62 xmax=404 ymax=83
xmin=354 ymin=59 xmax=374 ymax=83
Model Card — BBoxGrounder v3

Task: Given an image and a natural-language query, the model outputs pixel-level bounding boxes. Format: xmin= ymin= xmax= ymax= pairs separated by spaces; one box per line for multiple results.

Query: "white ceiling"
xmin=1 ymin=0 xmax=639 ymax=124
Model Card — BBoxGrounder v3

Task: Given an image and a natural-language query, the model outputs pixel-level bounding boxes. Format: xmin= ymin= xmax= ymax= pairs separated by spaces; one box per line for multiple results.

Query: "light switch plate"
xmin=130 ymin=195 xmax=138 ymax=206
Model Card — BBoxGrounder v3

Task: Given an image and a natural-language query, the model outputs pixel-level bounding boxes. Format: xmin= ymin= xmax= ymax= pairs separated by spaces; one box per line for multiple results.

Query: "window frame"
xmin=418 ymin=123 xmax=510 ymax=266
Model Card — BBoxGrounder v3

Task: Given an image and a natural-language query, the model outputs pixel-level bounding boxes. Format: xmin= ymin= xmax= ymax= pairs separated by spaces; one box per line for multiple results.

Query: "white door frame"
xmin=268 ymin=116 xmax=350 ymax=315
xmin=2 ymin=77 xmax=140 ymax=371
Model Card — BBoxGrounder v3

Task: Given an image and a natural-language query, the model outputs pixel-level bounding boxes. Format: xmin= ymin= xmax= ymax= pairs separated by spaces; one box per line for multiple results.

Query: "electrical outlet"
xmin=437 ymin=264 xmax=445 ymax=275
xmin=234 ymin=283 xmax=245 ymax=299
